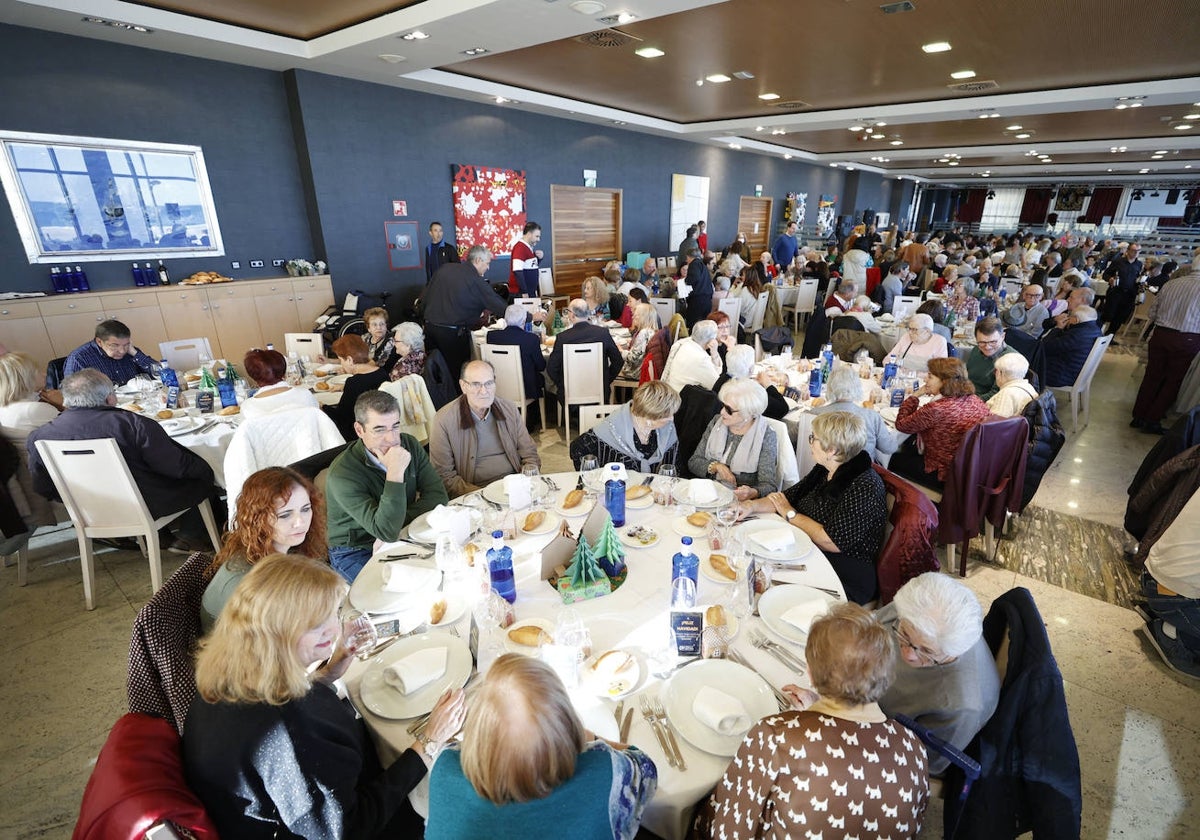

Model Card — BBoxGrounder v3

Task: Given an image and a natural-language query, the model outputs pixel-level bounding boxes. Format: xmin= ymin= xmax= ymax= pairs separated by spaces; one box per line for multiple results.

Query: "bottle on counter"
xmin=486 ymin=530 xmax=516 ymax=603
xmin=75 ymin=266 xmax=89 ymax=292
xmin=156 ymin=260 xmax=170 ymax=285
xmin=132 ymin=262 xmax=147 ymax=287
xmin=50 ymin=267 xmax=67 ymax=294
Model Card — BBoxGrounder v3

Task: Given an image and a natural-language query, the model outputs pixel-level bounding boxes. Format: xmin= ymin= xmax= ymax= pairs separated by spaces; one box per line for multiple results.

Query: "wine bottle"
xmin=157 ymin=260 xmax=170 ymax=285
xmin=50 ymin=266 xmax=67 ymax=294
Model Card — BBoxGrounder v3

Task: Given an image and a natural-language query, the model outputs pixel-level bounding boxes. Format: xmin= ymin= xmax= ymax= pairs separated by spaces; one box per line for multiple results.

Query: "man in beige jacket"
xmin=429 ymin=359 xmax=540 ymax=498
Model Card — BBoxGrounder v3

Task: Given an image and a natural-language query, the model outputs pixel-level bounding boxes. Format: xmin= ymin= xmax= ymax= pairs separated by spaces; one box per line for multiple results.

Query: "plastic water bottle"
xmin=882 ymin=353 xmax=899 ymax=390
xmin=605 ymin=464 xmax=626 ymax=527
xmin=808 ymin=368 xmax=823 ymax=398
xmin=158 ymin=359 xmax=180 ymax=389
xmin=486 ymin=530 xmax=516 ymax=603
xmin=216 ymin=370 xmax=238 ymax=408
xmin=671 ymin=537 xmax=699 ymax=607
xmin=132 ymin=262 xmax=146 ymax=286
xmin=50 ymin=267 xmax=67 ymax=294
xmin=75 ymin=266 xmax=90 ymax=291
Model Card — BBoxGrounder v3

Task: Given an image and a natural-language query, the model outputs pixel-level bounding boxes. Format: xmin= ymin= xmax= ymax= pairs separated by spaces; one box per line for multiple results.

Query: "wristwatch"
xmin=416 ymin=733 xmax=439 ymax=759
xmin=785 ymin=509 xmax=797 ymax=521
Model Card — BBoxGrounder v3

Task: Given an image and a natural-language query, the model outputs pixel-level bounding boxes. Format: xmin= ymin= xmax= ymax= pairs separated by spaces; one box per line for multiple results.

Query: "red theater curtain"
xmin=957 ymin=189 xmax=988 ymax=224
xmin=1080 ymin=187 xmax=1122 ymax=224
xmin=1018 ymin=189 xmax=1052 ymax=225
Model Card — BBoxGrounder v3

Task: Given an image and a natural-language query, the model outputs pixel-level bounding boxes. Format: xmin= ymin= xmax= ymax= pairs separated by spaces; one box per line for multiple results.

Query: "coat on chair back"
xmin=1020 ymin=389 xmax=1066 ymax=510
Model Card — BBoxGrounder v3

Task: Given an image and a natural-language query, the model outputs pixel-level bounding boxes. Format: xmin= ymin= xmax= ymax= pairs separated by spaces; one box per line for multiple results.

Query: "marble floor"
xmin=1 ymin=341 xmax=1197 ymax=839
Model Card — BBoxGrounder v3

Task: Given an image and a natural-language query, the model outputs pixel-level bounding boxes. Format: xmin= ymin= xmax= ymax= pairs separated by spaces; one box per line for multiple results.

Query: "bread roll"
xmin=709 ymin=553 xmax=737 ymax=580
xmin=429 ymin=598 xmax=447 ymax=625
xmin=314 ymin=381 xmax=330 ymax=391
xmin=811 ymin=396 xmax=827 ymax=407
xmin=507 ymin=625 xmax=552 ymax=647
xmin=184 ymin=373 xmax=201 ymax=383
xmin=218 ymin=405 xmax=240 ymax=416
xmin=464 ymin=543 xmax=477 ymax=567
xmin=523 ymin=511 xmax=546 ymax=532
xmin=687 ymin=511 xmax=711 ymax=529
xmin=625 ymin=485 xmax=652 ymax=500
xmin=591 ymin=649 xmax=634 ymax=678
xmin=156 ymin=409 xmax=174 ymax=420
xmin=562 ymin=489 xmax=584 ymax=509
xmin=124 ymin=403 xmax=143 ymax=413
xmin=705 ymin=605 xmax=727 ymax=627
xmin=314 ymin=369 xmax=330 ymax=377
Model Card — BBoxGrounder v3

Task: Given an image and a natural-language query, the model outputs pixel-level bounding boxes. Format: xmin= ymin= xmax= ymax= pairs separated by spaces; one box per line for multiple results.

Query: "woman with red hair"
xmin=240 ymin=348 xmax=318 ymax=419
xmin=200 ymin=466 xmax=327 ymax=631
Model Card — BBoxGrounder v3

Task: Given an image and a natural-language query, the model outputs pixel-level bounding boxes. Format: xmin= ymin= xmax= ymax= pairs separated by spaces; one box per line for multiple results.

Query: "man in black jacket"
xmin=424 ymin=221 xmax=459 ymax=283
xmin=545 ymin=299 xmax=623 ymax=400
xmin=27 ymin=369 xmax=217 ymax=553
xmin=424 ymin=245 xmax=509 ymax=392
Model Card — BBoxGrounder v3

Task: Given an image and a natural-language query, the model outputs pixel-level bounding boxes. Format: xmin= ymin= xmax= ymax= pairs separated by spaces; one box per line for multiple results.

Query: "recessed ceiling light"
xmin=494 ymin=96 xmax=509 ymax=104
xmin=616 ymin=12 xmax=637 ymax=24
xmin=378 ymin=54 xmax=406 ymax=63
xmin=1107 ymin=168 xmax=1113 ymax=172
xmin=729 ymin=143 xmax=742 ymax=150
xmin=937 ymin=158 xmax=949 ymax=163
xmin=848 ymin=125 xmax=864 ymax=132
xmin=871 ymin=133 xmax=884 ymax=139
xmin=1015 ymin=133 xmax=1031 ymax=139
xmin=1187 ymin=164 xmax=1194 ymax=169
xmin=922 ymin=41 xmax=952 ymax=53
xmin=947 ymin=161 xmax=959 ymax=166
xmin=989 ymin=113 xmax=1000 ymax=118
xmin=846 ymin=166 xmax=856 ymax=171
xmin=1140 ymin=168 xmax=1150 ymax=173
xmin=635 ymin=47 xmax=665 ymax=58
xmin=1185 ymin=113 xmax=1200 ymax=120
xmin=830 ymin=163 xmax=839 ymax=167
xmin=1155 ymin=150 xmax=1168 ymax=154
xmin=1152 ymin=155 xmax=1165 ymax=159
xmin=1041 ymin=159 xmax=1052 ymax=163
xmin=1005 ymin=124 xmax=1023 ymax=131
xmin=978 ymin=114 xmax=990 ymax=119
xmin=758 ymin=93 xmax=780 ymax=100
xmin=1130 ymin=102 xmax=1143 ymax=108
xmin=460 ymin=47 xmax=489 ymax=56
xmin=613 ymin=120 xmax=626 ymax=125
xmin=755 ymin=126 xmax=764 ymax=132
xmin=890 ymin=140 xmax=904 ymax=146
xmin=401 ymin=30 xmax=429 ymax=40
xmin=784 ymin=154 xmax=793 ymax=160
xmin=950 ymin=70 xmax=976 ymax=80
xmin=732 ymin=70 xmax=755 ymax=80
xmin=706 ymin=74 xmax=732 ymax=83
xmin=1177 ymin=123 xmax=1195 ymax=130
xmin=771 ymin=129 xmax=787 ymax=136
xmin=875 ymin=121 xmax=888 ymax=127
xmin=569 ymin=0 xmax=606 ymax=13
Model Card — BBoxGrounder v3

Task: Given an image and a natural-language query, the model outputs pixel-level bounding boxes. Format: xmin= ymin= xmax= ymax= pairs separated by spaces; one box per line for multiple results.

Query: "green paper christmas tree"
xmin=593 ymin=518 xmax=626 ymax=579
xmin=556 ymin=535 xmax=611 ymax=604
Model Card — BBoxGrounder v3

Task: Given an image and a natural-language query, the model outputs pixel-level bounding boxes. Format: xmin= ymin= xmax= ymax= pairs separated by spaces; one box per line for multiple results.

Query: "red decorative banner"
xmin=451 ymin=164 xmax=527 ymax=260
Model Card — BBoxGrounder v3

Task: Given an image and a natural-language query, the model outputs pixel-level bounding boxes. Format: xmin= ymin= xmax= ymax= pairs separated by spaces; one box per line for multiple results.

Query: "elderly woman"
xmin=0 ymin=351 xmax=60 ymax=528
xmin=581 ymin=275 xmax=611 ymax=321
xmin=891 ymin=357 xmax=991 ymax=488
xmin=713 ymin=344 xmax=789 ymax=420
xmin=662 ymin=319 xmax=722 ymax=391
xmin=620 ymin=303 xmax=660 ymax=380
xmin=689 ymin=379 xmax=779 ymax=501
xmin=692 ymin=602 xmax=929 ymax=839
xmin=240 ymin=348 xmax=319 ymax=419
xmin=738 ymin=411 xmax=887 ymax=602
xmin=706 ymin=310 xmax=739 ymax=371
xmin=570 ymin=381 xmax=680 ymax=473
xmin=916 ymin=299 xmax=953 ymax=340
xmin=725 ymin=231 xmax=752 ymax=264
xmin=185 ymin=555 xmax=467 ymax=839
xmin=362 ymin=306 xmax=395 ymax=368
xmin=324 ymin=334 xmax=390 ymax=440
xmin=200 ymin=466 xmax=326 ymax=631
xmin=946 ymin=282 xmax=980 ymax=324
xmin=388 ymin=322 xmax=427 ymax=380
xmin=889 ymin=313 xmax=949 ymax=372
xmin=753 ymin=250 xmax=777 ymax=285
xmin=426 ymin=654 xmax=656 ymax=840
xmin=812 ymin=365 xmax=899 ymax=462
xmin=844 ymin=294 xmax=882 ymax=333
xmin=876 ymin=573 xmax=1001 ymax=775
xmin=986 ymin=351 xmax=1039 ymax=418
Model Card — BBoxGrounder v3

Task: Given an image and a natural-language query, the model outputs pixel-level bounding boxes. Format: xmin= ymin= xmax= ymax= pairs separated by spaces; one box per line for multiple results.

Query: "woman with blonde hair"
xmin=185 ymin=554 xmax=467 ymax=839
xmin=426 ymin=654 xmax=656 ymax=839
xmin=582 ymin=275 xmax=611 ymax=320
xmin=693 ymin=603 xmax=929 ymax=839
xmin=0 ymin=351 xmax=60 ymax=527
xmin=200 ymin=466 xmax=327 ymax=631
xmin=570 ymin=380 xmax=681 ymax=472
xmin=620 ymin=302 xmax=660 ymax=379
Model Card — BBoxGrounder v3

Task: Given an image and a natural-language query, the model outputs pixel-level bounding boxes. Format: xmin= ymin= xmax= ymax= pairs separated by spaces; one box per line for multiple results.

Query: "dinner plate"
xmin=554 ymin=492 xmax=596 ymax=518
xmin=619 ymin=525 xmax=660 ymax=549
xmin=624 ymin=490 xmax=655 ymax=510
xmin=878 ymin=406 xmax=899 ymax=425
xmin=115 ymin=380 xmax=150 ymax=396
xmin=403 ymin=506 xmax=484 ymax=545
xmin=358 ymin=634 xmax=472 ymax=719
xmin=581 ymin=470 xmax=646 ymax=493
xmin=503 ymin=618 xmax=556 ymax=653
xmin=696 ymin=604 xmax=741 ymax=641
xmin=736 ymin=518 xmax=814 ymax=565
xmin=758 ymin=584 xmax=838 ymax=645
xmin=661 ymin=659 xmax=776 ymax=756
xmin=673 ymin=479 xmax=735 ymax=509
xmin=423 ymin=591 xmax=467 ymax=628
xmin=348 ymin=558 xmax=441 ymax=614
xmin=700 ymin=552 xmax=740 ymax=584
xmin=671 ymin=515 xmax=711 ymax=539
xmin=580 ymin=649 xmax=642 ymax=698
xmin=160 ymin=416 xmax=204 ymax=436
xmin=481 ymin=477 xmax=551 ymax=507
xmin=518 ymin=511 xmax=560 ymax=536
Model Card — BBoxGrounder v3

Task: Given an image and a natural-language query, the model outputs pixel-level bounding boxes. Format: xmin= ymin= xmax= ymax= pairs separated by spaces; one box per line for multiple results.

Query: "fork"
xmin=751 ymin=630 xmax=807 ymax=674
xmin=639 ymin=696 xmax=678 ymax=769
xmin=652 ymin=698 xmax=687 ymax=771
xmin=544 ymin=476 xmax=560 ymax=491
xmin=729 ymin=649 xmax=791 ymax=711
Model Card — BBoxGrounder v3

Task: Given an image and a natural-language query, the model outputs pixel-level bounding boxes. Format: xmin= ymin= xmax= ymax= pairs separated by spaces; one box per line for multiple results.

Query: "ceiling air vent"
xmin=947 ymin=80 xmax=999 ymax=93
xmin=772 ymin=100 xmax=811 ymax=109
xmin=880 ymin=1 xmax=916 ymax=13
xmin=575 ymin=28 xmax=641 ymax=48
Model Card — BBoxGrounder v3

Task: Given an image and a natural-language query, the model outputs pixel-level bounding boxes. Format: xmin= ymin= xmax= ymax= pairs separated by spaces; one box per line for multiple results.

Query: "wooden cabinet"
xmin=99 ymin=292 xmax=167 ymax=358
xmin=206 ymin=284 xmax=263 ymax=361
xmin=157 ymin=287 xmax=218 ymax=349
xmin=38 ymin=296 xmax=105 ymax=358
xmin=291 ymin=276 xmax=334 ymax=328
xmin=253 ymin=280 xmax=302 ymax=350
xmin=0 ymin=300 xmax=54 ymax=370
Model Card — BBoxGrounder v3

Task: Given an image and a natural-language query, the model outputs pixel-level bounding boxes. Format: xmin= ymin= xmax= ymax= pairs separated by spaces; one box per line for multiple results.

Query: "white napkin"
xmin=690 ymin=479 xmax=718 ymax=504
xmin=383 ymin=647 xmax=448 ymax=694
xmin=382 ymin=563 xmax=440 ymax=593
xmin=692 ymin=686 xmax=750 ymax=736
xmin=504 ymin=474 xmax=532 ymax=510
xmin=752 ymin=528 xmax=795 ymax=553
xmin=426 ymin=504 xmax=471 ymax=544
xmin=780 ymin=599 xmax=831 ymax=633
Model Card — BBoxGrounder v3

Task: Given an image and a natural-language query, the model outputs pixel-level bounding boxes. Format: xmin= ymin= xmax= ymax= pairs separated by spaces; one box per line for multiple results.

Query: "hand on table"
xmin=709 ymin=463 xmax=736 ymax=486
xmin=764 ymin=492 xmax=794 ymax=520
xmin=733 ymin=485 xmax=758 ymax=501
xmin=425 ymin=688 xmax=468 ymax=744
xmin=782 ymin=684 xmax=819 ymax=711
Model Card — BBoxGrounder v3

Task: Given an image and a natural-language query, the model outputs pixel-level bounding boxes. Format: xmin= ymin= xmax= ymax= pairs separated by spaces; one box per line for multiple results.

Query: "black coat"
xmin=673 ymin=384 xmax=721 ymax=478
xmin=486 ymin=325 xmax=546 ymax=399
xmin=944 ymin=587 xmax=1082 ymax=840
xmin=684 ymin=260 xmax=714 ymax=327
xmin=1037 ymin=320 xmax=1102 ymax=388
xmin=1020 ymin=389 xmax=1066 ymax=510
xmin=545 ymin=321 xmax=623 ymax=396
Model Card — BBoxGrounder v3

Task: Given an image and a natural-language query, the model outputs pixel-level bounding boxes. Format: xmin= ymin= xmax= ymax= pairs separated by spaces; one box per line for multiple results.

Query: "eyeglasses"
xmin=893 ymin=625 xmax=950 ymax=665
xmin=461 ymin=379 xmax=496 ymax=391
xmin=976 ymin=338 xmax=1004 ymax=348
xmin=721 ymin=403 xmax=738 ymax=415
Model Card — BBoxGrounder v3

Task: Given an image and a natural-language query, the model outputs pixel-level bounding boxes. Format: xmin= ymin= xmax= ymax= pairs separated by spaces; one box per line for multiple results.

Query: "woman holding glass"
xmin=185 ymin=554 xmax=467 ymax=839
xmin=688 ymin=379 xmax=779 ymax=501
xmin=570 ymin=381 xmax=681 ymax=473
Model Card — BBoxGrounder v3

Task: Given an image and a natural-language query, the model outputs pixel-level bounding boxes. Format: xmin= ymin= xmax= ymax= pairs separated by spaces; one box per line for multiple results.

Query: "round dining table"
xmin=342 ymin=472 xmax=847 ymax=840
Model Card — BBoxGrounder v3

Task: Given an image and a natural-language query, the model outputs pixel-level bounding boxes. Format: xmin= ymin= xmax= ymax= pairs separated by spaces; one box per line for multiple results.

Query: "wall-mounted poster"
xmin=816 ymin=194 xmax=838 ymax=238
xmin=784 ymin=192 xmax=807 ymax=226
xmin=452 ymin=164 xmax=527 ymax=259
xmin=1055 ymin=189 xmax=1087 ymax=212
xmin=385 ymin=220 xmax=420 ymax=270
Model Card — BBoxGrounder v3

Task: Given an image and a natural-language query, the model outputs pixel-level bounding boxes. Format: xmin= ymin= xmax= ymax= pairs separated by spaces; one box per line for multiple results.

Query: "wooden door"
xmin=737 ymin=196 xmax=775 ymax=258
xmin=550 ymin=185 xmax=622 ymax=299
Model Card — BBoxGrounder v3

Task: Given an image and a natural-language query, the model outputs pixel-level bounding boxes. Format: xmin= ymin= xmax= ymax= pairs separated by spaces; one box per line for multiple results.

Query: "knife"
xmin=619 ymin=707 xmax=635 ymax=743
xmin=641 ymin=474 xmax=654 ymax=486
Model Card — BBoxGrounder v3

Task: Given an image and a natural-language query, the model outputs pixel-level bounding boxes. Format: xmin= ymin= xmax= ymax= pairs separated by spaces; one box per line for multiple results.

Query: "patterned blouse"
xmin=389 ymin=349 xmax=427 ymax=381
xmin=692 ymin=709 xmax=929 ymax=840
xmin=895 ymin=395 xmax=991 ymax=481
xmin=621 ymin=327 xmax=655 ymax=378
xmin=365 ymin=334 xmax=395 ymax=367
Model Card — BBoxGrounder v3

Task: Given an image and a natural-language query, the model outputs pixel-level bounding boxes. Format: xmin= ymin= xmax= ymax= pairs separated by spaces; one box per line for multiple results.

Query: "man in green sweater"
xmin=965 ymin=316 xmax=1017 ymax=401
xmin=326 ymin=390 xmax=448 ymax=581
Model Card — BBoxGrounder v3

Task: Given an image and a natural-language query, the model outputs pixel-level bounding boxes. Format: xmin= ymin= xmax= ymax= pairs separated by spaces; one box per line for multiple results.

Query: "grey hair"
xmin=1073 ymin=305 xmax=1098 ymax=322
xmin=725 ymin=345 xmax=755 ymax=379
xmin=993 ymin=352 xmax=1029 ymax=379
xmin=568 ymin=298 xmax=591 ymax=319
xmin=718 ymin=378 xmax=768 ymax=418
xmin=391 ymin=322 xmax=425 ymax=353
xmin=61 ymin=369 xmax=115 ymax=408
xmin=466 ymin=245 xmax=492 ymax=266
xmin=1071 ymin=287 xmax=1095 ymax=306
xmin=837 ymin=280 xmax=857 ymax=296
xmin=825 ymin=365 xmax=864 ymax=403
xmin=892 ymin=572 xmax=984 ymax=659
xmin=690 ymin=320 xmax=718 ymax=347
xmin=908 ymin=313 xmax=934 ymax=332
xmin=353 ymin=389 xmax=399 ymax=425
xmin=503 ymin=304 xmax=527 ymax=328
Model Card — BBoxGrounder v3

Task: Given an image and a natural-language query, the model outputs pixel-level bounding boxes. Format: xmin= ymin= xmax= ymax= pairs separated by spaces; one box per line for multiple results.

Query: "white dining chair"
xmin=284 ymin=332 xmax=323 ymax=360
xmin=1050 ymin=333 xmax=1113 ymax=433
xmin=157 ymin=337 xmax=213 ymax=372
xmin=481 ymin=344 xmax=546 ymax=429
xmin=892 ymin=296 xmax=920 ymax=323
xmin=790 ymin=278 xmax=819 ymax=330
xmin=794 ymin=410 xmax=817 ymax=480
xmin=656 ymin=256 xmax=668 ymax=272
xmin=747 ymin=291 xmax=770 ymax=333
xmin=765 ymin=417 xmax=799 ymax=489
xmin=717 ymin=296 xmax=741 ymax=326
xmin=578 ymin=404 xmax=621 ymax=436
xmin=538 ymin=267 xmax=556 ymax=297
xmin=650 ymin=297 xmax=676 ymax=330
xmin=561 ymin=342 xmax=605 ymax=441
xmin=33 ymin=438 xmax=221 ymax=610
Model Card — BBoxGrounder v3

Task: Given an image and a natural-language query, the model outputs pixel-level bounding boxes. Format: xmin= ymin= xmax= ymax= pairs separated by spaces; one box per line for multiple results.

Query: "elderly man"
xmin=965 ymin=317 xmax=1017 ymax=401
xmin=637 ymin=256 xmax=658 ymax=290
xmin=676 ymin=225 xmax=699 ymax=269
xmin=63 ymin=319 xmax=157 ymax=386
xmin=987 ymin=352 xmax=1039 ymax=417
xmin=876 ymin=573 xmax=1001 ymax=775
xmin=662 ymin=320 xmax=722 ymax=391
xmin=430 ymin=360 xmax=539 ymax=498
xmin=424 ymin=244 xmax=510 ymax=391
xmin=485 ymin=303 xmax=546 ymax=409
xmin=1041 ymin=285 xmax=1095 ymax=336
xmin=824 ymin=279 xmax=857 ymax=317
xmin=27 ymin=370 xmax=216 ymax=553
xmin=545 ymin=299 xmax=623 ymax=400
xmin=1001 ymin=283 xmax=1050 ymax=358
xmin=1131 ymin=254 xmax=1200 ymax=434
xmin=1039 ymin=305 xmax=1103 ymax=387
xmin=877 ymin=260 xmax=907 ymax=314
xmin=324 ymin=390 xmax=448 ymax=581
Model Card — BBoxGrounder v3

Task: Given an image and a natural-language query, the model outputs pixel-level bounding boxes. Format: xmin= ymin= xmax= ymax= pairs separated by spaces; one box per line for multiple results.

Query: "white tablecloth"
xmin=344 ymin=472 xmax=845 ymax=840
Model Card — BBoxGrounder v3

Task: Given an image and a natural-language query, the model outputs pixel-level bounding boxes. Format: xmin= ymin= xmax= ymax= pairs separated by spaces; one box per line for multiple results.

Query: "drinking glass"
xmin=521 ymin=464 xmax=543 ymax=503
xmin=648 ymin=623 xmax=679 ymax=679
xmin=655 ymin=463 xmax=678 ymax=507
xmin=341 ymin=608 xmax=379 ymax=660
xmin=579 ymin=455 xmax=600 ymax=499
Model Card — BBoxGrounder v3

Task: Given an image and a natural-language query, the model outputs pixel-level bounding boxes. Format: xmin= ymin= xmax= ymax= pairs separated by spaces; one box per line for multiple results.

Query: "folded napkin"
xmin=751 ymin=528 xmax=795 ymax=553
xmin=692 ymin=686 xmax=750 ymax=736
xmin=690 ymin=479 xmax=718 ymax=504
xmin=382 ymin=563 xmax=440 ymax=594
xmin=780 ymin=598 xmax=831 ymax=633
xmin=426 ymin=504 xmax=472 ymax=544
xmin=383 ymin=647 xmax=448 ymax=694
xmin=504 ymin=474 xmax=532 ymax=510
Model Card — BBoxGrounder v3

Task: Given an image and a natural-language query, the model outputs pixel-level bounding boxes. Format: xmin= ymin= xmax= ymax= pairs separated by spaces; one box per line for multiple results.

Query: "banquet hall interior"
xmin=1 ymin=0 xmax=1199 ymax=837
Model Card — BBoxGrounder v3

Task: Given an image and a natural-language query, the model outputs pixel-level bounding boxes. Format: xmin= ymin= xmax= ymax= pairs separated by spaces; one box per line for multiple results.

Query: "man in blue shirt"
xmin=772 ymin=221 xmax=800 ymax=271
xmin=63 ymin=319 xmax=156 ymax=386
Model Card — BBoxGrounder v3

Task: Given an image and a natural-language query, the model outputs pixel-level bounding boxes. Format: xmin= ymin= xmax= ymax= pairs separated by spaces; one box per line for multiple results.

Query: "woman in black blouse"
xmin=735 ymin=411 xmax=887 ymax=603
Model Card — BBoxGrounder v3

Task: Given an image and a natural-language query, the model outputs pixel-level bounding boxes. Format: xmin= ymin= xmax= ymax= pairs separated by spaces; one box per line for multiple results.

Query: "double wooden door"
xmin=550 ymin=185 xmax=622 ymax=299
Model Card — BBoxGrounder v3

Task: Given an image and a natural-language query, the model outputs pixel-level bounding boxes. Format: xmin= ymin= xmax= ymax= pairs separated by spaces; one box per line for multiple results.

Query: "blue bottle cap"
xmin=492 ymin=530 xmax=503 ymax=538
xmin=611 ymin=464 xmax=620 ymax=470
xmin=681 ymin=536 xmax=693 ymax=545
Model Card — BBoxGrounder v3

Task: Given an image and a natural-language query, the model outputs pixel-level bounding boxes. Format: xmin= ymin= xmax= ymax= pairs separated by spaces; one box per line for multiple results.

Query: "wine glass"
xmin=341 ymin=608 xmax=379 ymax=660
xmin=656 ymin=463 xmax=678 ymax=507
xmin=648 ymin=623 xmax=679 ymax=679
xmin=522 ymin=464 xmax=544 ymax=502
xmin=579 ymin=455 xmax=600 ymax=499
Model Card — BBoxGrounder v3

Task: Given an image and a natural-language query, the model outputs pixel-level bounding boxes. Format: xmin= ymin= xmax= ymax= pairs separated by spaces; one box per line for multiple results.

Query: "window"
xmin=0 ymin=130 xmax=224 ymax=264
